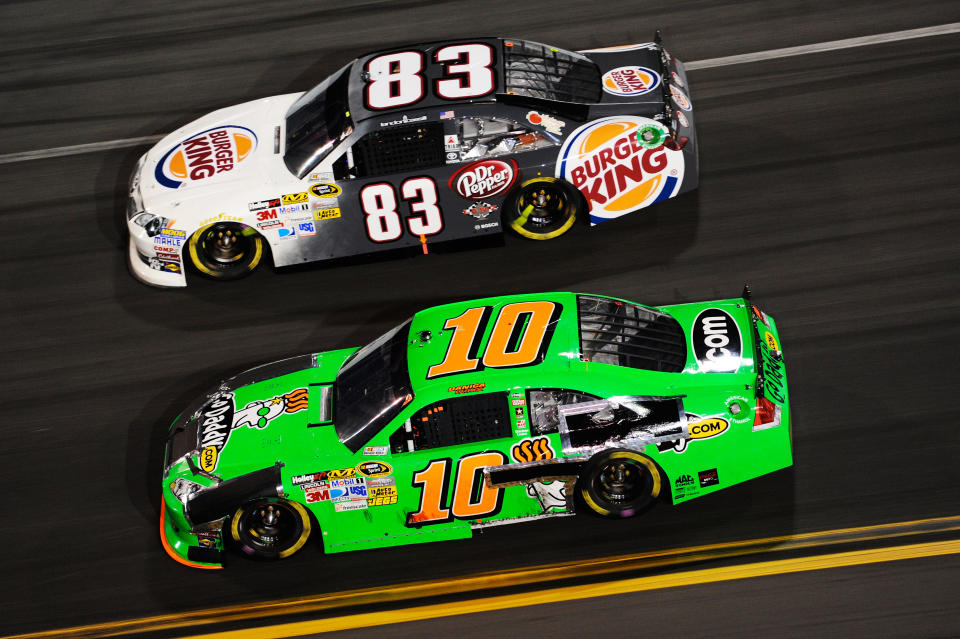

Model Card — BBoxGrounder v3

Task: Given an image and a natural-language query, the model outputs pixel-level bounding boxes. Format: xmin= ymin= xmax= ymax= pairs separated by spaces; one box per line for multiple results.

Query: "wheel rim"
xmin=237 ymin=501 xmax=303 ymax=555
xmin=199 ymin=223 xmax=249 ymax=265
xmin=592 ymin=459 xmax=648 ymax=505
xmin=515 ymin=183 xmax=570 ymax=232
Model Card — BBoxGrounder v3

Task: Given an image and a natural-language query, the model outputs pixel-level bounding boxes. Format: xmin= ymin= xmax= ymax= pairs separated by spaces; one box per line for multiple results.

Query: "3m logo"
xmin=511 ymin=436 xmax=555 ymax=463
xmin=675 ymin=474 xmax=694 ymax=487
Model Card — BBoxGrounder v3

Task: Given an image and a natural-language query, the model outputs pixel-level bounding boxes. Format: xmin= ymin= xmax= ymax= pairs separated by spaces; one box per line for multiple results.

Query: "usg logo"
xmin=556 ymin=116 xmax=684 ymax=224
xmin=691 ymin=309 xmax=742 ymax=372
xmin=601 ymin=66 xmax=661 ymax=96
xmin=449 ymin=159 xmax=518 ymax=200
xmin=155 ymin=126 xmax=257 ymax=189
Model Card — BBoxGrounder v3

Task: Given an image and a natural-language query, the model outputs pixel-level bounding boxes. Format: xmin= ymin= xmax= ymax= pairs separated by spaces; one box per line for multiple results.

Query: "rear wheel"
xmin=188 ymin=222 xmax=263 ymax=280
xmin=229 ymin=497 xmax=311 ymax=560
xmin=577 ymin=449 xmax=661 ymax=518
xmin=505 ymin=177 xmax=579 ymax=240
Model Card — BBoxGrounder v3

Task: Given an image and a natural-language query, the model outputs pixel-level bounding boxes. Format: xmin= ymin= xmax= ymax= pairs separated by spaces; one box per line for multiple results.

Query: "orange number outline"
xmin=426 ymin=302 xmax=561 ymax=379
xmin=406 ymin=451 xmax=508 ymax=527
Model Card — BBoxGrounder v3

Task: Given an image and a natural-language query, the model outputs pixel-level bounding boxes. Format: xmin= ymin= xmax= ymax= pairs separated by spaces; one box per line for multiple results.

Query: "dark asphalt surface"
xmin=2 ymin=1 xmax=960 ymax=636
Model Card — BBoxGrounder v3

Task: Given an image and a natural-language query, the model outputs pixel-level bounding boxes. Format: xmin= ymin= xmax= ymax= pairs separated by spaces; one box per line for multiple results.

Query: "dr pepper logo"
xmin=449 ymin=159 xmax=518 ymax=200
xmin=155 ymin=125 xmax=257 ymax=189
xmin=556 ymin=116 xmax=684 ymax=223
xmin=601 ymin=66 xmax=661 ymax=96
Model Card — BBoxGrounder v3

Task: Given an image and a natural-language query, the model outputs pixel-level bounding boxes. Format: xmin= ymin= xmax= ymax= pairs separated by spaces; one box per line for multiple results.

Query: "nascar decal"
xmin=449 ymin=159 xmax=518 ymax=200
xmin=155 ymin=126 xmax=257 ymax=189
xmin=601 ymin=66 xmax=661 ymax=96
xmin=658 ymin=414 xmax=729 ymax=454
xmin=196 ymin=391 xmax=235 ymax=472
xmin=233 ymin=388 xmax=308 ymax=430
xmin=691 ymin=309 xmax=742 ymax=373
xmin=556 ymin=116 xmax=684 ymax=224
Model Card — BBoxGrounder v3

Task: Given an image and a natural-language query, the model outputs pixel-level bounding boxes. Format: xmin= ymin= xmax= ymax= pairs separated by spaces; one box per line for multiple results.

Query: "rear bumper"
xmin=160 ymin=496 xmax=223 ymax=569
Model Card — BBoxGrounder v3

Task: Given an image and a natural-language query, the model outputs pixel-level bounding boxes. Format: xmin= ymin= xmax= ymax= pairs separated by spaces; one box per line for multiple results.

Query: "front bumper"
xmin=160 ymin=496 xmax=224 ymax=569
xmin=127 ymin=234 xmax=188 ymax=288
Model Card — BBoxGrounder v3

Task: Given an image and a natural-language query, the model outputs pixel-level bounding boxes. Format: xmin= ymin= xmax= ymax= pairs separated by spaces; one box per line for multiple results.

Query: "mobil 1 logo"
xmin=691 ymin=309 xmax=742 ymax=373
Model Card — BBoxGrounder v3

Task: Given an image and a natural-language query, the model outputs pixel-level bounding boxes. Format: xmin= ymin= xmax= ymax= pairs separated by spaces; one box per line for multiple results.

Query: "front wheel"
xmin=229 ymin=497 xmax=311 ymax=560
xmin=188 ymin=222 xmax=264 ymax=280
xmin=577 ymin=449 xmax=661 ymax=519
xmin=504 ymin=177 xmax=580 ymax=240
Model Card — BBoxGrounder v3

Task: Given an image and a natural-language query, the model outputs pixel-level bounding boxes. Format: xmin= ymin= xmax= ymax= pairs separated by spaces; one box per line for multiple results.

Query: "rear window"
xmin=578 ymin=295 xmax=686 ymax=373
xmin=503 ymin=39 xmax=601 ymax=103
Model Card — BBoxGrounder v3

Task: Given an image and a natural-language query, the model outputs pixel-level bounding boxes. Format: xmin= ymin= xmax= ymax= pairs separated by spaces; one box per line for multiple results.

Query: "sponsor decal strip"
xmin=18 ymin=515 xmax=960 ymax=637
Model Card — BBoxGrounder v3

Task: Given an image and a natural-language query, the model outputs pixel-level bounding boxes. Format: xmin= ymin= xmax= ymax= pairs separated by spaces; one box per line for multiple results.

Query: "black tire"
xmin=577 ymin=449 xmax=661 ymax=519
xmin=504 ymin=177 xmax=580 ymax=240
xmin=229 ymin=497 xmax=311 ymax=560
xmin=187 ymin=222 xmax=264 ymax=280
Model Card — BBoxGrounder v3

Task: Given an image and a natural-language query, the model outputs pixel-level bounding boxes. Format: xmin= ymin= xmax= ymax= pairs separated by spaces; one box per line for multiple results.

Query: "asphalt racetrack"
xmin=2 ymin=1 xmax=960 ymax=636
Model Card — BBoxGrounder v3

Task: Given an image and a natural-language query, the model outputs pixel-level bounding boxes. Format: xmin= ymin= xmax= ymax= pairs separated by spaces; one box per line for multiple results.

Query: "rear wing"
xmin=742 ymin=286 xmax=788 ymax=429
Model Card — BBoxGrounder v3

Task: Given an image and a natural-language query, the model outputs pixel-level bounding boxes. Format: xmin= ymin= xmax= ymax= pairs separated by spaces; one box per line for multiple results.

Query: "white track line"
xmin=2 ymin=22 xmax=959 ymax=165
xmin=685 ymin=21 xmax=960 ymax=70
xmin=0 ymin=135 xmax=163 ymax=165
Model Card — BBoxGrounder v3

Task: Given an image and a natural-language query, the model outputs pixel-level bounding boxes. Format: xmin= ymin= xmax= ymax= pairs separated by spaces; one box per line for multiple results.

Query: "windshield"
xmin=283 ymin=62 xmax=354 ymax=178
xmin=335 ymin=319 xmax=413 ymax=452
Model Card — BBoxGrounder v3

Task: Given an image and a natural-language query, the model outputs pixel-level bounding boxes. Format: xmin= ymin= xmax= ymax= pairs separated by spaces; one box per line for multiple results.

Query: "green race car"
xmin=161 ymin=290 xmax=791 ymax=568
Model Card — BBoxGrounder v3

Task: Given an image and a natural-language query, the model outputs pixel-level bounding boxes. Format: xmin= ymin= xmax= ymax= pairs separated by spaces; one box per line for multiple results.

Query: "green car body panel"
xmin=161 ymin=292 xmax=792 ymax=568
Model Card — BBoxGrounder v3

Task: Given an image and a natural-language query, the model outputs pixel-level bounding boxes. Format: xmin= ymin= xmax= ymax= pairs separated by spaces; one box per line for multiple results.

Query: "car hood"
xmin=139 ymin=93 xmax=303 ymax=211
xmin=165 ymin=347 xmax=357 ymax=482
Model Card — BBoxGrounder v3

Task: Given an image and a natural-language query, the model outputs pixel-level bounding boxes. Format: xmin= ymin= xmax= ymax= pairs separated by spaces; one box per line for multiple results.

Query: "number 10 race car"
xmin=127 ymin=34 xmax=698 ymax=286
xmin=161 ymin=290 xmax=789 ymax=568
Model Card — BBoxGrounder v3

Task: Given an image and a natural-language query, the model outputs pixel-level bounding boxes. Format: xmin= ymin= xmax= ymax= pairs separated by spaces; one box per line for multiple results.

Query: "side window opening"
xmin=456 ymin=116 xmax=556 ymax=160
xmin=390 ymin=392 xmax=511 ymax=453
xmin=527 ymin=389 xmax=599 ymax=435
xmin=341 ymin=121 xmax=445 ymax=179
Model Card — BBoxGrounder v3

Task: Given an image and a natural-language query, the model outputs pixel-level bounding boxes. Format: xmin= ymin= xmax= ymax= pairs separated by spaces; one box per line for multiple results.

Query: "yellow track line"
xmin=5 ymin=514 xmax=960 ymax=639
xmin=187 ymin=539 xmax=960 ymax=638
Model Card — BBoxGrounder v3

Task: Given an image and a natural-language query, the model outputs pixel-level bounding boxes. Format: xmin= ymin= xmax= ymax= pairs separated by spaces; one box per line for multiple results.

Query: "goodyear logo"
xmin=688 ymin=417 xmax=729 ymax=440
xmin=309 ymin=183 xmax=342 ymax=198
xmin=282 ymin=191 xmax=308 ymax=205
xmin=556 ymin=116 xmax=684 ymax=223
xmin=601 ymin=66 xmax=661 ymax=96
xmin=511 ymin=436 xmax=555 ymax=463
xmin=155 ymin=125 xmax=257 ymax=189
xmin=314 ymin=207 xmax=341 ymax=221
xmin=199 ymin=446 xmax=218 ymax=472
xmin=356 ymin=461 xmax=392 ymax=478
xmin=764 ymin=331 xmax=780 ymax=351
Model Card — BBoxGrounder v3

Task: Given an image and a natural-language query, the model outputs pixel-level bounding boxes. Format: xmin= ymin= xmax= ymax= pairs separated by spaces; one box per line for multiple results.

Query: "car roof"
xmin=345 ymin=38 xmax=602 ymax=122
xmin=405 ymin=291 xmax=581 ymax=394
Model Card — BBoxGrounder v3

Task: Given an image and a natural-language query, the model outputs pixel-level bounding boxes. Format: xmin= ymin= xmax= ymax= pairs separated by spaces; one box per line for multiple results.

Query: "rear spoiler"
xmin=654 ymin=29 xmax=681 ymax=145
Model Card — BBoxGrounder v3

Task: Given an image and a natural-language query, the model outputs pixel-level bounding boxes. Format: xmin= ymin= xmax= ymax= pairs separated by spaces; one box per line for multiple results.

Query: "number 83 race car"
xmin=161 ymin=290 xmax=790 ymax=568
xmin=128 ymin=34 xmax=698 ymax=286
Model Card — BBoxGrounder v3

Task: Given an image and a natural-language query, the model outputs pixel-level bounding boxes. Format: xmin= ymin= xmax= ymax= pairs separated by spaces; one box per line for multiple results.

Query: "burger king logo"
xmin=555 ymin=116 xmax=684 ymax=223
xmin=449 ymin=159 xmax=518 ymax=200
xmin=670 ymin=85 xmax=692 ymax=111
xmin=601 ymin=66 xmax=661 ymax=96
xmin=155 ymin=125 xmax=257 ymax=189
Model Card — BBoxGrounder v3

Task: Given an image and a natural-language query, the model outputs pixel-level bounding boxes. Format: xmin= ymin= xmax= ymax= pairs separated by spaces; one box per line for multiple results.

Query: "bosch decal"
xmin=556 ymin=116 xmax=684 ymax=223
xmin=449 ymin=159 xmax=518 ymax=200
xmin=155 ymin=125 xmax=257 ymax=189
